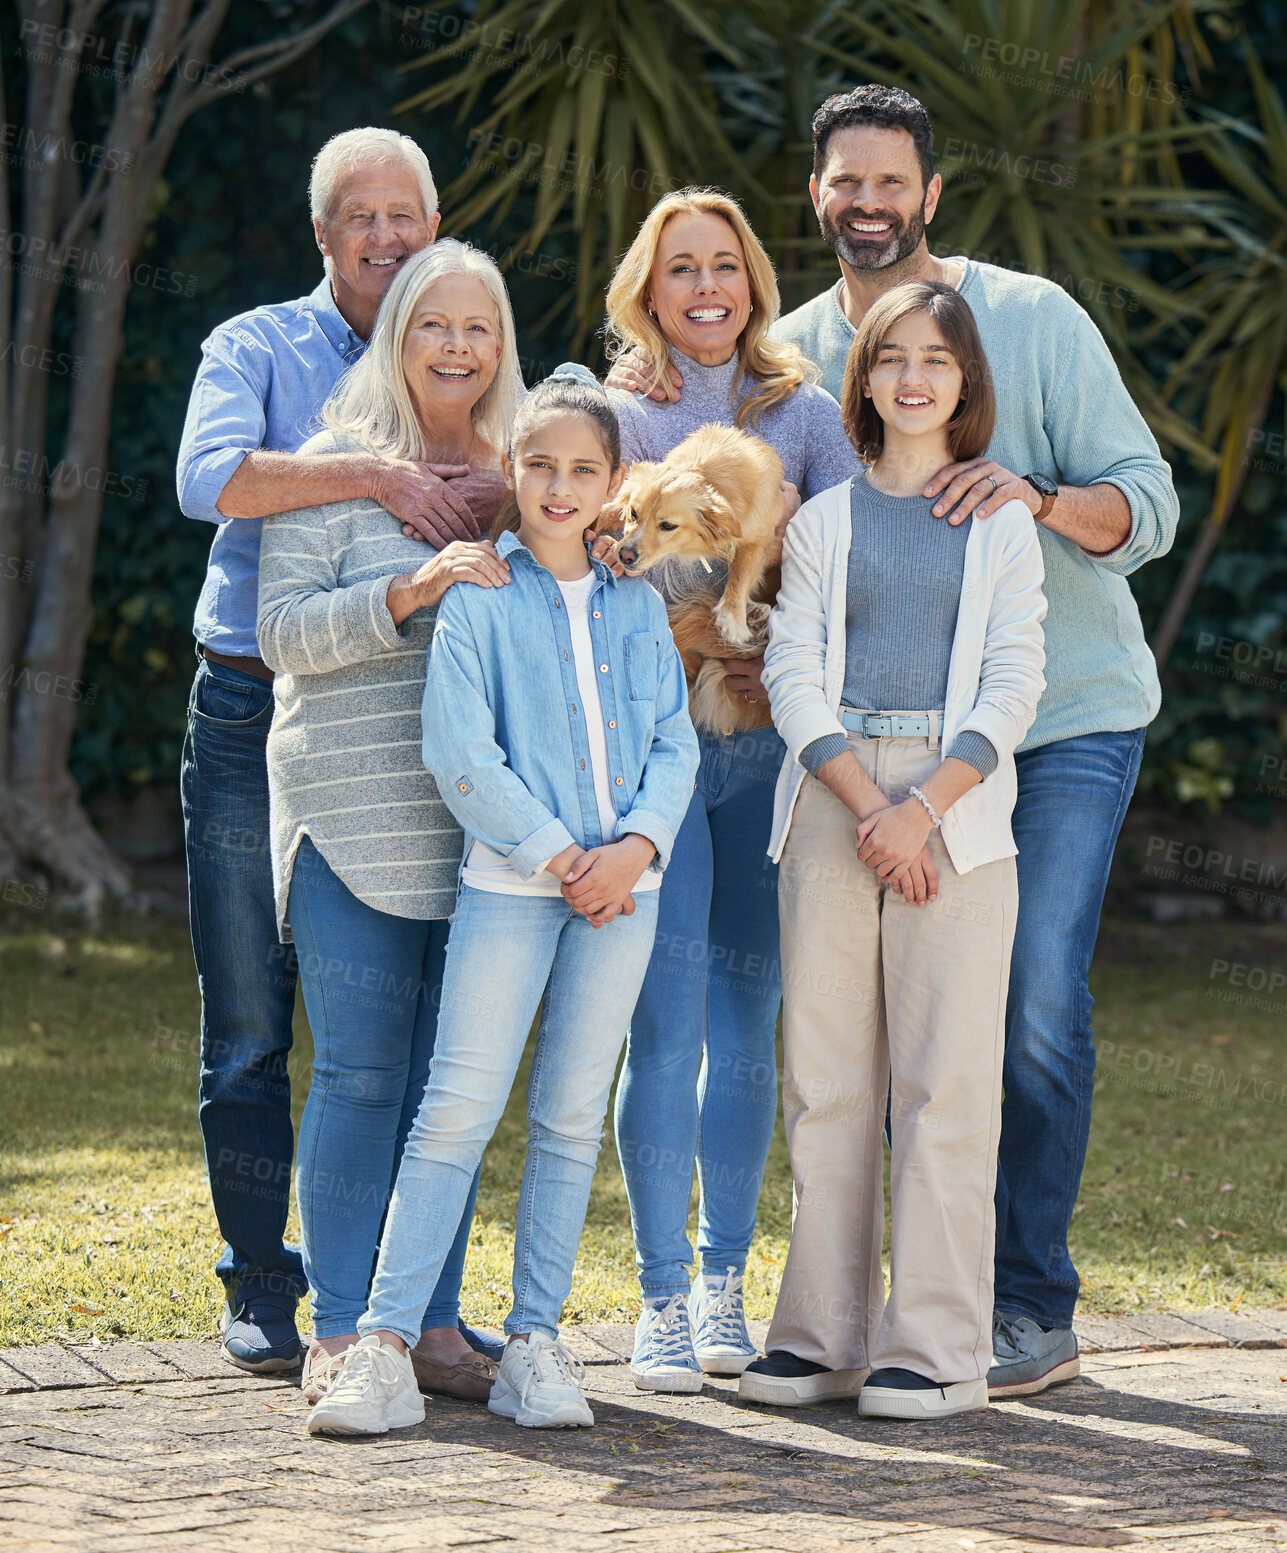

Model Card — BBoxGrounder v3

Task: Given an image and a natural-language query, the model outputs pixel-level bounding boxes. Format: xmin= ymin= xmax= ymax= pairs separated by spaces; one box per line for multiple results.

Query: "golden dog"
xmin=596 ymin=423 xmax=784 ymax=734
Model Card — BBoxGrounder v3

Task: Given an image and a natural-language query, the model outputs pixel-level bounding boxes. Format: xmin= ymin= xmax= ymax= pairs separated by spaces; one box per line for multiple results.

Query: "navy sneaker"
xmin=218 ymin=1292 xmax=304 ymax=1374
xmin=738 ymin=1349 xmax=867 ymax=1406
xmin=458 ymin=1319 xmax=505 ymax=1364
xmin=859 ymin=1366 xmax=987 ymax=1419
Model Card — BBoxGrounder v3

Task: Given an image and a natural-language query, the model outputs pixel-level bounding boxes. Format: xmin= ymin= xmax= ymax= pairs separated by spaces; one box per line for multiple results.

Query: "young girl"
xmin=305 ymin=364 xmax=699 ymax=1436
xmin=743 ymin=281 xmax=1046 ymax=1419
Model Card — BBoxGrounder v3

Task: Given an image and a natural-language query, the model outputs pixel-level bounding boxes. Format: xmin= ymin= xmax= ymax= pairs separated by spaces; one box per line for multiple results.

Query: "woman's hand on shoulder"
xmin=604 ymin=347 xmax=683 ymax=404
xmin=385 ymin=540 xmax=511 ymax=625
xmin=584 ymin=528 xmax=627 ymax=577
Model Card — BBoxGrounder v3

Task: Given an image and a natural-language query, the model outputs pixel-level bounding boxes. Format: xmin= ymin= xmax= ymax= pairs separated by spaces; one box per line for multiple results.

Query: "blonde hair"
xmin=322 ymin=241 xmax=519 ymax=461
xmin=840 ymin=281 xmax=995 ymax=463
xmin=605 ymin=188 xmax=812 ymax=430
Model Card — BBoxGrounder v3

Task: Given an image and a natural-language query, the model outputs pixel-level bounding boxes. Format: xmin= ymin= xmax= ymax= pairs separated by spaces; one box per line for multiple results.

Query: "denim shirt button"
xmin=599 ymin=664 xmax=608 ymax=672
xmin=615 ymin=777 xmax=624 ymax=786
xmin=608 ymin=720 xmax=616 ymax=728
xmin=592 ymin=610 xmax=600 ymax=618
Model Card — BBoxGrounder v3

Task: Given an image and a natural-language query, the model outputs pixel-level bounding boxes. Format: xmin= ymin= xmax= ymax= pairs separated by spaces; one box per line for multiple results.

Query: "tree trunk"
xmin=0 ymin=0 xmax=369 ymax=911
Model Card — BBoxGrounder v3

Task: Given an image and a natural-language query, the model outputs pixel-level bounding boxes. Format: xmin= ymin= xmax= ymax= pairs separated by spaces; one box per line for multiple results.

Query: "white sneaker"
xmin=630 ymin=1294 xmax=703 ymax=1393
xmin=488 ymin=1334 xmax=593 ymax=1428
xmin=858 ymin=1369 xmax=989 ymax=1420
xmin=690 ymin=1266 xmax=757 ymax=1375
xmin=305 ymin=1334 xmax=425 ymax=1436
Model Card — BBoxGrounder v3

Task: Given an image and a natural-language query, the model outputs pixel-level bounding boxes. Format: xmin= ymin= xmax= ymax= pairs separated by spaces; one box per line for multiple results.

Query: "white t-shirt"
xmin=461 ymin=571 xmax=661 ymax=896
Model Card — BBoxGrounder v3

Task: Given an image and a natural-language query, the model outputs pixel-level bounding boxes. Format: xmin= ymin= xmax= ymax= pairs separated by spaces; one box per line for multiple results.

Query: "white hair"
xmin=322 ymin=240 xmax=520 ymax=463
xmin=309 ymin=127 xmax=438 ymax=227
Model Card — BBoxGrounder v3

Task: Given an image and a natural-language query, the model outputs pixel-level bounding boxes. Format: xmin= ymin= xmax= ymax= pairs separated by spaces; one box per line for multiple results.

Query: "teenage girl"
xmin=305 ymin=364 xmax=699 ymax=1436
xmin=744 ymin=281 xmax=1046 ymax=1419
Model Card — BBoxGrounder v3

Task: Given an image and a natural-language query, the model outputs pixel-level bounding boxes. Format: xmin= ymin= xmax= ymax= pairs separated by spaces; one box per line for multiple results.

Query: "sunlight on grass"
xmin=1 ymin=904 xmax=1282 ymax=1345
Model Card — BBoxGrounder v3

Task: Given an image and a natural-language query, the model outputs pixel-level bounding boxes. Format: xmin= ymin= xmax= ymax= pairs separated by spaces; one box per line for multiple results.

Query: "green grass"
xmin=1 ymin=903 xmax=1283 ymax=1345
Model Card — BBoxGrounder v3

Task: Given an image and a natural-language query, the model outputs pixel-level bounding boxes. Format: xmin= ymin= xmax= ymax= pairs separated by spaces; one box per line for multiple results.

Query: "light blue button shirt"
xmin=176 ymin=275 xmax=365 ymax=656
xmin=422 ymin=530 xmax=700 ymax=880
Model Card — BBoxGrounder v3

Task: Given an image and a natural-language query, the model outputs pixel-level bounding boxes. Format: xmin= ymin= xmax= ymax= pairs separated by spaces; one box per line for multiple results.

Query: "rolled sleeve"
xmin=947 ymin=730 xmax=998 ymax=780
xmin=800 ymin=732 xmax=849 ymax=774
xmin=176 ymin=327 xmax=273 ymax=523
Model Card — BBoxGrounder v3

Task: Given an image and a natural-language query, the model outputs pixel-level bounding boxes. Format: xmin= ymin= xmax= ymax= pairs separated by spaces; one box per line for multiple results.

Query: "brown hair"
xmin=489 ymin=363 xmax=622 ymax=540
xmin=604 ymin=187 xmax=815 ymax=430
xmin=840 ymin=281 xmax=995 ymax=462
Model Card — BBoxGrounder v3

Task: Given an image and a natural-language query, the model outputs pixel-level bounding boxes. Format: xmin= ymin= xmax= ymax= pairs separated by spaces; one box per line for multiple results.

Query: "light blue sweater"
xmin=773 ymin=261 xmax=1179 ymax=751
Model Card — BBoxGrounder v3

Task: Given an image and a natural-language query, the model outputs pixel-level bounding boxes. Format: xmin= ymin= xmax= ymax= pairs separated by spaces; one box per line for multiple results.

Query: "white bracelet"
xmin=908 ymin=785 xmax=942 ymax=828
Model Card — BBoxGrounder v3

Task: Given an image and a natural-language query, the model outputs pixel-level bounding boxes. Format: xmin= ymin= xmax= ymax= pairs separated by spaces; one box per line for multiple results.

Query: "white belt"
xmin=840 ymin=710 xmax=942 ymax=740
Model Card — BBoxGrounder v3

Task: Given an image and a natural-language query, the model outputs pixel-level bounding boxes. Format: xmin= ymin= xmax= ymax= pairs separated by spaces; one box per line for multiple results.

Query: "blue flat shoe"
xmin=219 ymin=1292 xmax=304 ymax=1373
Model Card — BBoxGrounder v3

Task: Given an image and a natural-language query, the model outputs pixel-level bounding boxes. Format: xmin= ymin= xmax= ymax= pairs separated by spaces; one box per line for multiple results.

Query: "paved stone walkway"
xmin=1 ymin=1315 xmax=1284 ymax=1552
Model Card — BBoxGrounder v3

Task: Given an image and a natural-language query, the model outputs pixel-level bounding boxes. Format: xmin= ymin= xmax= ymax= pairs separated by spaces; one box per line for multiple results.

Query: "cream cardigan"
xmin=764 ymin=480 xmax=1048 ymax=876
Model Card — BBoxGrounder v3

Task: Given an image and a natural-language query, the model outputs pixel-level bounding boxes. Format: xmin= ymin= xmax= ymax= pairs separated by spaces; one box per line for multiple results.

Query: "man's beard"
xmin=819 ymin=199 xmax=927 ymax=271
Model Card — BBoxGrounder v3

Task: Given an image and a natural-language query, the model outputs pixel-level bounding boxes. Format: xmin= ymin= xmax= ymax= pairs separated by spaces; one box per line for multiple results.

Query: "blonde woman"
xmin=600 ymin=189 xmax=863 ymax=1391
xmin=256 ymin=241 xmax=518 ymax=1406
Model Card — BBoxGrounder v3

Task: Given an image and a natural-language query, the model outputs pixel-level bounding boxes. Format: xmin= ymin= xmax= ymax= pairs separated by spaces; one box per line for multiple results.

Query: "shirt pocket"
xmin=624 ymin=632 xmax=659 ymax=702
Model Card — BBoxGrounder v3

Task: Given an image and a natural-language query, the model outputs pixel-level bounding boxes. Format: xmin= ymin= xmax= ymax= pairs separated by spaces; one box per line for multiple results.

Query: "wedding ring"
xmin=987 ymin=474 xmax=998 ymax=492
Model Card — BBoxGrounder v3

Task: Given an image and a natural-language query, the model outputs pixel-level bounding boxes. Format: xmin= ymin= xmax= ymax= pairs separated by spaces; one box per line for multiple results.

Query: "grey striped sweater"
xmin=257 ymin=430 xmax=465 ymax=940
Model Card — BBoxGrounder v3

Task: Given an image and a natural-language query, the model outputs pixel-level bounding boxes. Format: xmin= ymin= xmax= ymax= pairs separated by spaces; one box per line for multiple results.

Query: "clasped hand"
xmin=855 ymin=799 xmax=939 ymax=905
xmin=548 ymin=835 xmax=657 ymax=927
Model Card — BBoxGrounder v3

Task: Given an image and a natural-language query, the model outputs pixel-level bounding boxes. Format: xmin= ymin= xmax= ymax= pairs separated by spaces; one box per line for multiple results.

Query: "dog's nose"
xmin=618 ymin=543 xmax=639 ymax=568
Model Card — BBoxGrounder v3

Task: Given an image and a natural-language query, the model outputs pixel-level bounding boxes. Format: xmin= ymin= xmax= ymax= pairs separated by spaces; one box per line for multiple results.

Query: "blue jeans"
xmin=361 ymin=885 xmax=660 ymax=1345
xmin=181 ymin=652 xmax=305 ymax=1302
xmin=615 ymin=725 xmax=785 ymax=1298
xmin=288 ymin=839 xmax=478 ymax=1337
xmin=994 ymin=727 xmax=1146 ymax=1329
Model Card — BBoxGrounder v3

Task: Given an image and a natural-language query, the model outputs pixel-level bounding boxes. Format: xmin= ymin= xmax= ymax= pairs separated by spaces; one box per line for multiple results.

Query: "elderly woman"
xmin=257 ymin=241 xmax=519 ymax=1405
xmin=602 ymin=189 xmax=863 ymax=1391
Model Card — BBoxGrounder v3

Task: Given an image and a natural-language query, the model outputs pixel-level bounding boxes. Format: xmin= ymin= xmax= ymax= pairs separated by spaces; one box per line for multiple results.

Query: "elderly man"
xmin=177 ymin=128 xmax=503 ymax=1374
xmin=614 ymin=84 xmax=1178 ymax=1404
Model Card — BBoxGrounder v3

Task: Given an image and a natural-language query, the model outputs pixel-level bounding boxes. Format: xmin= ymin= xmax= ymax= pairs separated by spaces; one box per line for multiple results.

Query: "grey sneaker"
xmin=987 ymin=1312 xmax=1080 ymax=1398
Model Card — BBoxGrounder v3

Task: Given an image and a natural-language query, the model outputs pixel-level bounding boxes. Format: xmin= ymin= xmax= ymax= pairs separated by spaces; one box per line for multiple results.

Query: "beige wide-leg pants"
xmin=767 ymin=733 xmax=1018 ymax=1383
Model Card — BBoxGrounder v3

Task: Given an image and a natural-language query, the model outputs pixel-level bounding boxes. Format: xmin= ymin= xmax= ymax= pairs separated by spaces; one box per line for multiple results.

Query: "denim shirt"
xmin=422 ymin=530 xmax=699 ymax=881
xmin=176 ymin=276 xmax=365 ymax=656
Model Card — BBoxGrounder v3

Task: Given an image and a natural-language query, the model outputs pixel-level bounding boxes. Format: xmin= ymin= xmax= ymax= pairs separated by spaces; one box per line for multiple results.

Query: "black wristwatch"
xmin=1024 ymin=472 xmax=1058 ymax=523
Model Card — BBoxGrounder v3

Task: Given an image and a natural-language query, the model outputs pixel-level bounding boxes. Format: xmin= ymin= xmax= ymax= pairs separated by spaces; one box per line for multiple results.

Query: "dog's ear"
xmin=597 ymin=463 xmax=652 ymax=534
xmin=697 ymin=482 xmax=740 ymax=544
